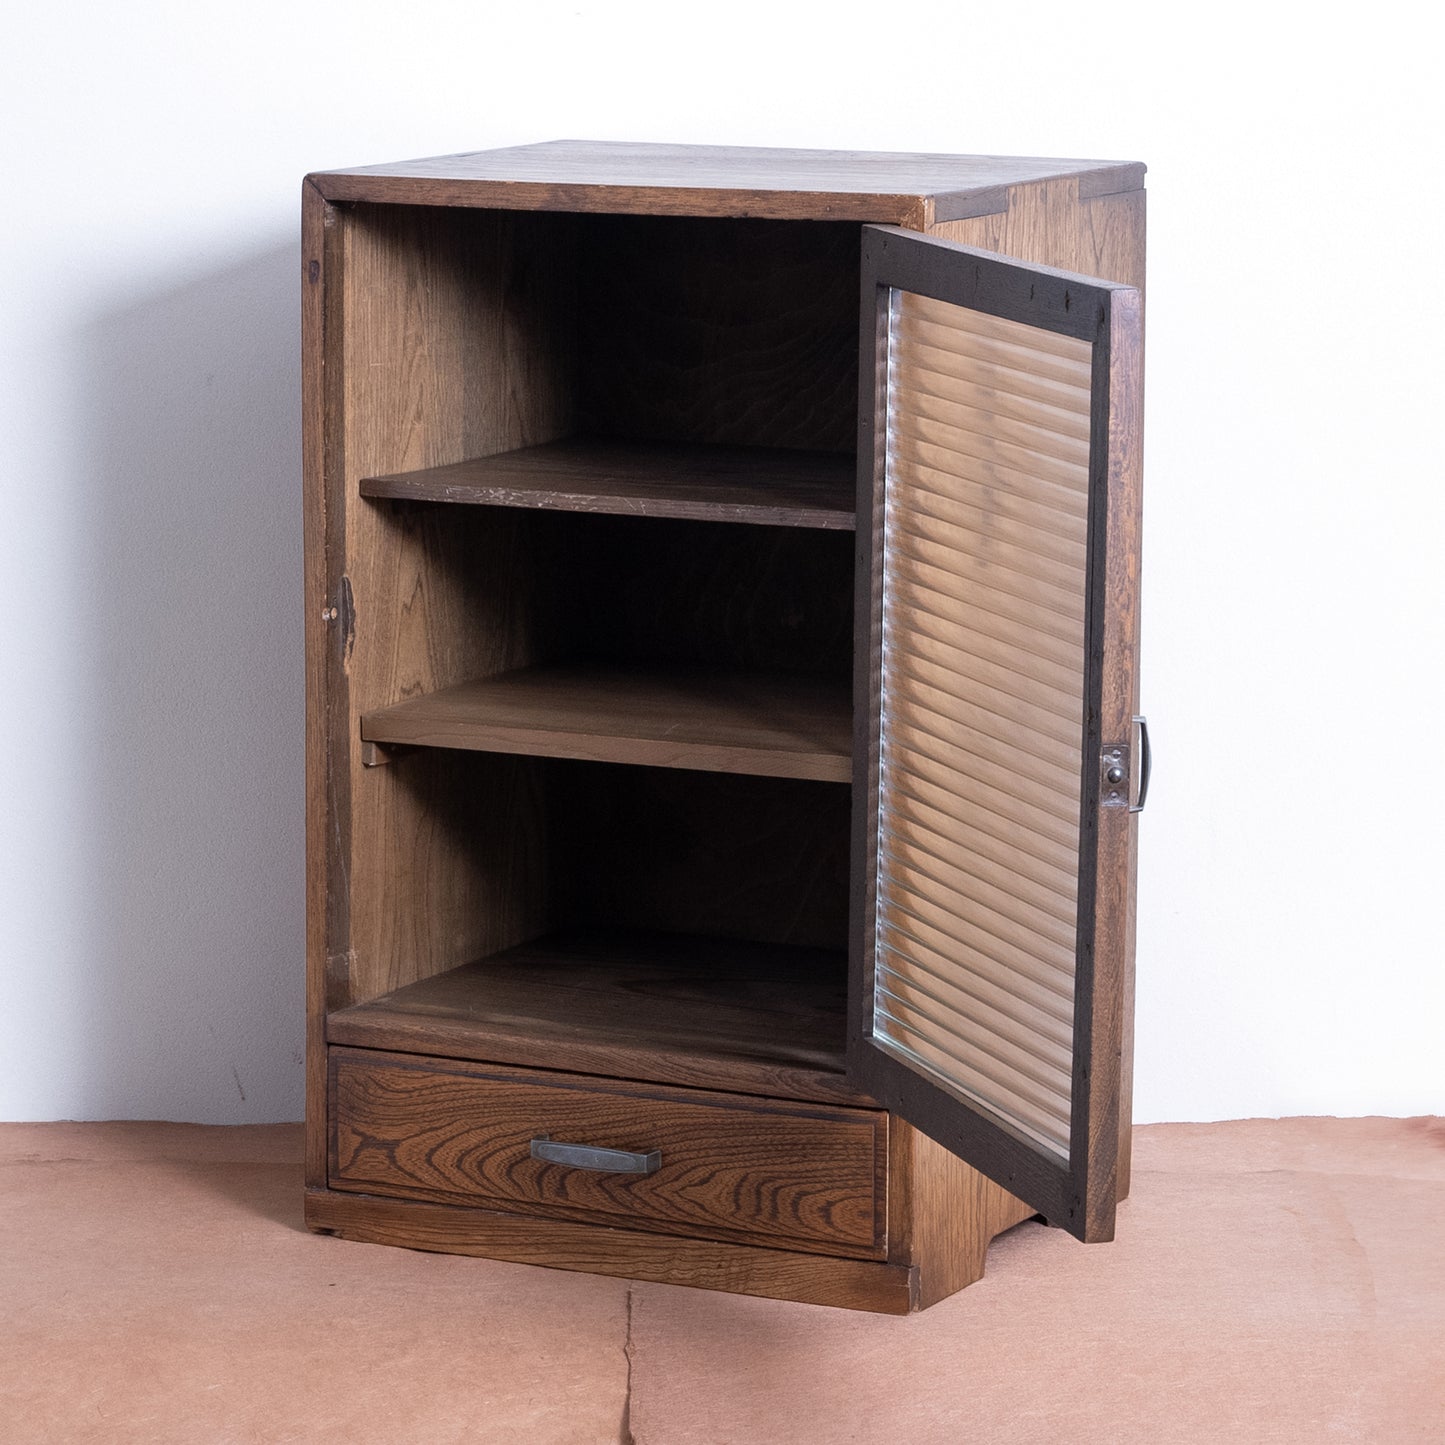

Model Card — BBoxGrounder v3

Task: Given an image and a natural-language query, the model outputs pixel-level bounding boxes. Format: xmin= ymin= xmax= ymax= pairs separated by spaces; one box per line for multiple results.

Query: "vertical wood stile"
xmin=301 ymin=178 xmax=336 ymax=1189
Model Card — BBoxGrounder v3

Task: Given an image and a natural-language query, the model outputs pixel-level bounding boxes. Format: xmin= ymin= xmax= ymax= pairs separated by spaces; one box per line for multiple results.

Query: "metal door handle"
xmin=1131 ymin=714 xmax=1151 ymax=814
xmin=530 ymin=1136 xmax=662 ymax=1174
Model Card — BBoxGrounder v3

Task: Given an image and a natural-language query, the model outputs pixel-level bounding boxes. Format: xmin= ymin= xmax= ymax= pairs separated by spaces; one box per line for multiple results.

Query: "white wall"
xmin=2 ymin=0 xmax=1440 ymax=1124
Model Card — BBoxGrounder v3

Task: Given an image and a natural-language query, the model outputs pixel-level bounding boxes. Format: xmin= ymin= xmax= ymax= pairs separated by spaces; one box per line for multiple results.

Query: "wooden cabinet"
xmin=301 ymin=141 xmax=1146 ymax=1313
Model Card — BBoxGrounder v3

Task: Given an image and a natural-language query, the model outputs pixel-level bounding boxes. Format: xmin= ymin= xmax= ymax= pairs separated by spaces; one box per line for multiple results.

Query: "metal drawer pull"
xmin=530 ymin=1136 xmax=662 ymax=1175
xmin=1131 ymin=714 xmax=1151 ymax=814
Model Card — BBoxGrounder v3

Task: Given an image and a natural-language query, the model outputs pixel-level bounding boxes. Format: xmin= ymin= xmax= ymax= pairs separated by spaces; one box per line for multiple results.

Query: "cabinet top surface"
xmin=307 ymin=139 xmax=1144 ymax=224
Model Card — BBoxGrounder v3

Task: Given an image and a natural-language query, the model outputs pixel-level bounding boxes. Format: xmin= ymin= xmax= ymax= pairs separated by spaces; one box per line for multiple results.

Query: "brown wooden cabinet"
xmin=301 ymin=141 xmax=1146 ymax=1313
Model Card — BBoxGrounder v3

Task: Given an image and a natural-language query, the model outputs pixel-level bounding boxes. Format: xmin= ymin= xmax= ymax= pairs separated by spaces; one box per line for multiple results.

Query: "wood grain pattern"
xmin=302 ymin=178 xmax=334 ymax=1187
xmin=929 ymin=178 xmax=1147 ymax=291
xmin=1077 ymin=284 xmax=1144 ymax=1239
xmin=354 ymin=749 xmax=551 ymax=1001
xmin=359 ymin=665 xmax=851 ymax=781
xmin=310 ymin=140 xmax=1144 ymax=229
xmin=329 ymin=1049 xmax=887 ymax=1257
xmin=338 ymin=205 xmax=577 ymax=1007
xmin=327 ymin=929 xmax=866 ymax=1105
xmin=576 ymin=215 xmax=859 ymax=452
xmin=305 ymin=1187 xmax=917 ymax=1313
xmin=362 ymin=438 xmax=856 ymax=529
xmin=887 ymin=1120 xmax=1037 ymax=1308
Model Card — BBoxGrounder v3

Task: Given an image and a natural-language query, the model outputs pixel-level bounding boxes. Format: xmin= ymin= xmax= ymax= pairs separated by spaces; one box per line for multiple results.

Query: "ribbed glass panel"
xmin=874 ymin=288 xmax=1091 ymax=1161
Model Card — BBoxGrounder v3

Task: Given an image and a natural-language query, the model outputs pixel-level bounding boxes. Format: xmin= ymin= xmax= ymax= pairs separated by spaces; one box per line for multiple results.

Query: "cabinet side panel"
xmin=339 ymin=207 xmax=577 ymax=1005
xmin=931 ymin=181 xmax=1145 ymax=1198
xmin=930 ymin=182 xmax=1145 ymax=290
xmin=888 ymin=1120 xmax=1035 ymax=1307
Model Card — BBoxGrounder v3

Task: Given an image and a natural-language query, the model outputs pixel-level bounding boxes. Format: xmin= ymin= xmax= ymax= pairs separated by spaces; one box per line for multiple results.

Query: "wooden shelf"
xmin=326 ymin=930 xmax=862 ymax=1105
xmin=359 ymin=666 xmax=852 ymax=782
xmin=360 ymin=438 xmax=856 ymax=530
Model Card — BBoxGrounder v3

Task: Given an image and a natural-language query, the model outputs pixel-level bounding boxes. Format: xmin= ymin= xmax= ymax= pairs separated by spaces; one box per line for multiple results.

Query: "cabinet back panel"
xmin=576 ymin=215 xmax=859 ymax=452
xmin=553 ymin=763 xmax=850 ymax=951
xmin=550 ymin=513 xmax=854 ymax=676
xmin=354 ymin=508 xmax=854 ymax=685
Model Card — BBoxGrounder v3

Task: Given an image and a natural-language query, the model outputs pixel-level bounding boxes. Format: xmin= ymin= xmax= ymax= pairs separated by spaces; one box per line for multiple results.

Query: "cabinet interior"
xmin=332 ymin=203 xmax=862 ymax=1099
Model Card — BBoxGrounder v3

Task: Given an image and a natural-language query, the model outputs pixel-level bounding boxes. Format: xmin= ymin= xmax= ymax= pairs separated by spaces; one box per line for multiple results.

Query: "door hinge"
xmin=321 ymin=576 xmax=356 ymax=666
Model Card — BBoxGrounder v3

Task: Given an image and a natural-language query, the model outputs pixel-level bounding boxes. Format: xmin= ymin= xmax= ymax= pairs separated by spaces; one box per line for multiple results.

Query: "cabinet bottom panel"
xmin=304 ymin=1187 xmax=917 ymax=1314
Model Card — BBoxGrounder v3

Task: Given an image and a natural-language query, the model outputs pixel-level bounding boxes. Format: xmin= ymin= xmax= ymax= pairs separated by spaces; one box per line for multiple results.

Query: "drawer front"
xmin=329 ymin=1048 xmax=887 ymax=1258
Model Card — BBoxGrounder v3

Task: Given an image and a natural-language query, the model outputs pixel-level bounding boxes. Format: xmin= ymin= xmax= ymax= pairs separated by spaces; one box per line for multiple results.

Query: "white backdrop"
xmin=2 ymin=0 xmax=1440 ymax=1124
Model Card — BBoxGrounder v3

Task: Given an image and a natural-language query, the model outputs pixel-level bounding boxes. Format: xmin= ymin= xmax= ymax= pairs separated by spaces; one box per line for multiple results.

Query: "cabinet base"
xmin=305 ymin=1187 xmax=918 ymax=1313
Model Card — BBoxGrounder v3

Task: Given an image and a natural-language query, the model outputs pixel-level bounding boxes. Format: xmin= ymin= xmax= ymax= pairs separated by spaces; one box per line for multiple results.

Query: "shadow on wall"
xmin=78 ymin=242 xmax=305 ymax=1123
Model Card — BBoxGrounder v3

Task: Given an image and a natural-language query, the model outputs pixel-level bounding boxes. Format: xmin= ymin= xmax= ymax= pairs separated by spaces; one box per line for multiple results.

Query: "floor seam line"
xmin=619 ymin=1283 xmax=636 ymax=1445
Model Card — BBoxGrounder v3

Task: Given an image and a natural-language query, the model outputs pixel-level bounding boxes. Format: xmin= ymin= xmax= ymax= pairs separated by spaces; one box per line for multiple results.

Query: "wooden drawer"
xmin=329 ymin=1047 xmax=887 ymax=1258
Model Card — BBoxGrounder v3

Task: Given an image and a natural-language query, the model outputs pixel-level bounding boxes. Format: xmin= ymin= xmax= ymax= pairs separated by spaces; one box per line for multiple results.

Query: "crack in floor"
xmin=619 ymin=1285 xmax=636 ymax=1445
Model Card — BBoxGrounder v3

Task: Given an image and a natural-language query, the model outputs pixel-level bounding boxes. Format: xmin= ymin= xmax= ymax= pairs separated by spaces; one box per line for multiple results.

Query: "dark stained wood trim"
xmin=1067 ymin=289 xmax=1113 ymax=1241
xmin=302 ymin=178 xmax=342 ymax=1188
xmin=851 ymin=1040 xmax=1080 ymax=1226
xmin=1077 ymin=285 xmax=1144 ymax=1240
xmin=305 ymin=1187 xmax=918 ymax=1313
xmin=320 ymin=200 xmax=353 ymax=1022
xmin=846 ymin=223 xmax=1142 ymax=1241
xmin=857 ymin=224 xmax=1131 ymax=340
xmin=846 ymin=241 xmax=889 ymax=1138
xmin=1115 ymin=196 xmax=1147 ymax=1204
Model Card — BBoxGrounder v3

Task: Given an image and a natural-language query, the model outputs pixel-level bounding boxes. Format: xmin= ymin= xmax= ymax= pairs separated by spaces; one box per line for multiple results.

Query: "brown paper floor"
xmin=1 ymin=1117 xmax=1440 ymax=1443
